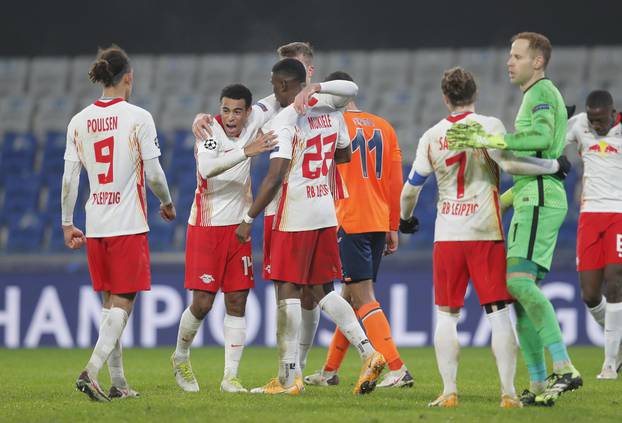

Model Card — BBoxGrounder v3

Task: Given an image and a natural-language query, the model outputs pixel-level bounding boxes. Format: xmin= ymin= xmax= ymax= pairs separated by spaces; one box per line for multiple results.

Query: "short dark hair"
xmin=88 ymin=44 xmax=131 ymax=87
xmin=220 ymin=84 xmax=252 ymax=108
xmin=272 ymin=58 xmax=306 ymax=84
xmin=586 ymin=90 xmax=614 ymax=109
xmin=511 ymin=32 xmax=552 ymax=68
xmin=441 ymin=67 xmax=477 ymax=107
xmin=323 ymin=71 xmax=354 ymax=83
xmin=277 ymin=42 xmax=314 ymax=60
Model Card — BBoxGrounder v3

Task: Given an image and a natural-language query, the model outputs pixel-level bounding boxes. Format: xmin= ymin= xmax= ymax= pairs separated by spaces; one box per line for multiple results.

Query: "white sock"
xmin=604 ymin=302 xmax=622 ymax=368
xmin=100 ymin=308 xmax=127 ymax=388
xmin=277 ymin=299 xmax=301 ymax=388
xmin=223 ymin=314 xmax=246 ymax=379
xmin=174 ymin=307 xmax=203 ymax=363
xmin=319 ymin=291 xmax=374 ymax=360
xmin=487 ymin=307 xmax=517 ymax=397
xmin=86 ymin=307 xmax=128 ymax=380
xmin=589 ymin=297 xmax=606 ymax=327
xmin=434 ymin=310 xmax=459 ymax=396
xmin=299 ymin=306 xmax=320 ymax=372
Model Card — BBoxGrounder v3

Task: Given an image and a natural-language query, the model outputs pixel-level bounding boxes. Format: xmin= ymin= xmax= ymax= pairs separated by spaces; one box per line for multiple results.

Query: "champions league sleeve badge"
xmin=204 ymin=137 xmax=218 ymax=150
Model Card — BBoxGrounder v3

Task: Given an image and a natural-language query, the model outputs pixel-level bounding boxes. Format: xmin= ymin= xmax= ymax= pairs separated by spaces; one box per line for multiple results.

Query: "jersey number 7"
xmin=94 ymin=136 xmax=114 ymax=184
xmin=445 ymin=151 xmax=466 ymax=199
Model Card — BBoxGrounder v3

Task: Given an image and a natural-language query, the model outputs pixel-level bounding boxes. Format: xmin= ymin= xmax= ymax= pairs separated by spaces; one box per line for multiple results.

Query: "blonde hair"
xmin=511 ymin=32 xmax=552 ymax=68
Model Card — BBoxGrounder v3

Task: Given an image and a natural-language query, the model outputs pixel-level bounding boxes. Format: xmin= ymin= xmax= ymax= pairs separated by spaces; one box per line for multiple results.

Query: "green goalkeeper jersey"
xmin=505 ymin=78 xmax=567 ymax=209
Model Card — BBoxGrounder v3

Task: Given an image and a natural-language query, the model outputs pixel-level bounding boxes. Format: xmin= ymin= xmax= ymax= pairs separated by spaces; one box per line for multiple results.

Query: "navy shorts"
xmin=337 ymin=228 xmax=386 ymax=283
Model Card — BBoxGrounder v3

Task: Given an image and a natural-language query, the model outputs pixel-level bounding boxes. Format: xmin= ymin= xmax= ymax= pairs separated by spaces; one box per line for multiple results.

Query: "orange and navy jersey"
xmin=335 ymin=110 xmax=403 ymax=233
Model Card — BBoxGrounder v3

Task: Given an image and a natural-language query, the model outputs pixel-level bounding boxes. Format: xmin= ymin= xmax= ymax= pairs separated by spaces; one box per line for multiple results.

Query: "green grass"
xmin=1 ymin=347 xmax=620 ymax=422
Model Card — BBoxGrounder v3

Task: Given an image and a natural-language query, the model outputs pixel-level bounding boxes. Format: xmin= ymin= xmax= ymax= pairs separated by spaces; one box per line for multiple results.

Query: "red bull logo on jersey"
xmin=588 ymin=141 xmax=620 ymax=156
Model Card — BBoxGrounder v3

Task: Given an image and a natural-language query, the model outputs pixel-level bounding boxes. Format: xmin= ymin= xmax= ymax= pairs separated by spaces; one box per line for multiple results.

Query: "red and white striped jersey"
xmin=409 ymin=111 xmax=506 ymax=241
xmin=64 ymin=98 xmax=161 ymax=237
xmin=188 ymin=96 xmax=279 ymax=226
xmin=268 ymin=98 xmax=350 ymax=232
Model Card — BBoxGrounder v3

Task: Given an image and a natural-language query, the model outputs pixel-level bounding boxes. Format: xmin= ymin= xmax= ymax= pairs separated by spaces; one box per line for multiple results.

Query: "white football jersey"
xmin=264 ymin=93 xmax=351 ymax=217
xmin=269 ymin=98 xmax=350 ymax=232
xmin=64 ymin=98 xmax=161 ymax=237
xmin=188 ymin=96 xmax=279 ymax=226
xmin=566 ymin=112 xmax=622 ymax=213
xmin=409 ymin=112 xmax=505 ymax=241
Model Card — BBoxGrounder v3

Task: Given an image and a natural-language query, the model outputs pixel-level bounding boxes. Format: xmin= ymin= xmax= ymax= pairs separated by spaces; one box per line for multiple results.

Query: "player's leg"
xmin=78 ymin=292 xmax=135 ymax=402
xmin=99 ymin=292 xmax=138 ymax=399
xmin=428 ymin=242 xmax=464 ymax=408
xmin=466 ymin=240 xmax=519 ymax=408
xmin=299 ymin=287 xmax=320 ymax=375
xmin=220 ymin=290 xmax=249 ymax=392
xmin=507 ymin=207 xmax=581 ymax=405
xmin=598 ymin=215 xmax=622 ymax=378
xmin=309 ymin=282 xmax=384 ymax=395
xmin=601 ymin=262 xmax=622 ymax=378
xmin=577 ymin=213 xmax=606 ymax=328
xmin=276 ymin=281 xmax=303 ymax=389
xmin=172 ymin=289 xmax=215 ymax=392
xmin=305 ymin=285 xmax=352 ymax=386
xmin=581 ymin=270 xmax=606 ymax=326
xmin=77 ymin=234 xmax=149 ymax=401
xmin=354 ymin=232 xmax=412 ymax=388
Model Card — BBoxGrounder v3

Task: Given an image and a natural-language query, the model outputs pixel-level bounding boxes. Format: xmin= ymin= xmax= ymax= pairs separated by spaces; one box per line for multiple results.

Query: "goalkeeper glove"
xmin=553 ymin=156 xmax=571 ymax=180
xmin=446 ymin=121 xmax=507 ymax=150
xmin=399 ymin=216 xmax=419 ymax=234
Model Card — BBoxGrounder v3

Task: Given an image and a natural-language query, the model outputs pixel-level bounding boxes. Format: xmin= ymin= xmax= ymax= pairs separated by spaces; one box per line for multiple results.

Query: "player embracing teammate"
xmin=401 ymin=66 xmax=566 ymax=408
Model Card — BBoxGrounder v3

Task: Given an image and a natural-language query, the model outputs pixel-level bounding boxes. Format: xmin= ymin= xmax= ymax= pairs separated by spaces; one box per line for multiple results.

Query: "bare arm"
xmin=235 ymin=158 xmax=290 ymax=242
xmin=334 ymin=145 xmax=352 ymax=164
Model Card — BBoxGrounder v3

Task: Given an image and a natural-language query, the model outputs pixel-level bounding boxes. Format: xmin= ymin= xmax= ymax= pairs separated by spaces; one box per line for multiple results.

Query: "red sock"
xmin=357 ymin=301 xmax=404 ymax=371
xmin=323 ymin=327 xmax=350 ymax=372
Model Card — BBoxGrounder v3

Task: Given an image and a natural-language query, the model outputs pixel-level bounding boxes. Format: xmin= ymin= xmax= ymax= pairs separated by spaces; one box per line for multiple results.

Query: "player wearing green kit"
xmin=446 ymin=32 xmax=582 ymax=407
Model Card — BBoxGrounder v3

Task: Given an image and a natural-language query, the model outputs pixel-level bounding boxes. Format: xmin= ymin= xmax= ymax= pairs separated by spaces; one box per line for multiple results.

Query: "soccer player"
xmin=192 ymin=42 xmax=340 ymax=375
xmin=446 ymin=32 xmax=583 ymax=406
xmin=566 ymin=90 xmax=622 ymax=379
xmin=235 ymin=58 xmax=385 ymax=395
xmin=171 ymin=84 xmax=279 ymax=393
xmin=304 ymin=71 xmax=413 ymax=388
xmin=62 ymin=45 xmax=175 ymax=402
xmin=402 ymin=66 xmax=568 ymax=408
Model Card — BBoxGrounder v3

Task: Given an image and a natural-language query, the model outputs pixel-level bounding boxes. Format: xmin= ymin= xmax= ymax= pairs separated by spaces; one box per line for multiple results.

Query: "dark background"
xmin=4 ymin=0 xmax=621 ymax=56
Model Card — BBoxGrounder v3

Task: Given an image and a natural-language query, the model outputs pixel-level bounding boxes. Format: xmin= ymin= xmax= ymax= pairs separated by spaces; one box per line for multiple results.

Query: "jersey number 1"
xmin=445 ymin=151 xmax=466 ymax=199
xmin=94 ymin=136 xmax=114 ymax=184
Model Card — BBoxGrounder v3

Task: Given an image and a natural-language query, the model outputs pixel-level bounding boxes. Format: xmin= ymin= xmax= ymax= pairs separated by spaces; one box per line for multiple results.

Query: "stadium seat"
xmin=32 ymin=95 xmax=77 ymax=135
xmin=130 ymin=55 xmax=157 ymax=97
xmin=5 ymin=212 xmax=45 ymax=253
xmin=0 ymin=57 xmax=28 ymax=96
xmin=154 ymin=55 xmax=198 ymax=95
xmin=0 ymin=96 xmax=36 ymax=135
xmin=159 ymin=94 xmax=204 ymax=133
xmin=368 ymin=50 xmax=413 ymax=90
xmin=69 ymin=55 xmax=101 ymax=99
xmin=455 ymin=48 xmax=501 ymax=83
xmin=325 ymin=51 xmax=370 ymax=87
xmin=197 ymin=54 xmax=241 ymax=97
xmin=412 ymin=49 xmax=454 ymax=90
xmin=0 ymin=133 xmax=37 ymax=178
xmin=28 ymin=57 xmax=70 ymax=97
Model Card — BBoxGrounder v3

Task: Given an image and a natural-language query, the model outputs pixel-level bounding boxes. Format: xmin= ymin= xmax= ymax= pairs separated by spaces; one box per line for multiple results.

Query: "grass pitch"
xmin=1 ymin=346 xmax=620 ymax=422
